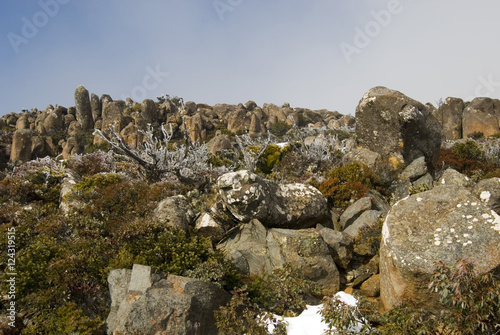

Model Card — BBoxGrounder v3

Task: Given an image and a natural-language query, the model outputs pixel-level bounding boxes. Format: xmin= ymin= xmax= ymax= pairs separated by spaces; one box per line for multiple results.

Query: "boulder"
xmin=217 ymin=170 xmax=329 ymax=229
xmin=360 ymin=274 xmax=380 ymax=297
xmin=435 ymin=97 xmax=464 ymax=141
xmin=153 ymin=195 xmax=196 ymax=230
xmin=10 ymin=129 xmax=32 ymax=162
xmin=217 ymin=219 xmax=340 ymax=292
xmin=339 ymin=197 xmax=373 ymax=230
xmin=74 ymin=85 xmax=94 ymax=130
xmin=43 ymin=107 xmax=64 ymax=133
xmin=141 ymin=99 xmax=157 ymax=125
xmin=316 ymin=225 xmax=353 ymax=269
xmin=355 ymin=87 xmax=442 ymax=182
xmin=106 ymin=264 xmax=230 ymax=335
xmin=102 ymin=100 xmax=126 ymax=133
xmin=207 ymin=134 xmax=233 ymax=155
xmin=380 ymin=185 xmax=500 ymax=311
xmin=462 ymin=97 xmax=500 ymax=138
xmin=473 ymin=177 xmax=500 ymax=214
xmin=90 ymin=93 xmax=102 ymax=121
xmin=343 ymin=210 xmax=382 ymax=240
xmin=438 ymin=168 xmax=471 ymax=187
xmin=399 ymin=156 xmax=427 ymax=181
xmin=194 ymin=213 xmax=225 ymax=243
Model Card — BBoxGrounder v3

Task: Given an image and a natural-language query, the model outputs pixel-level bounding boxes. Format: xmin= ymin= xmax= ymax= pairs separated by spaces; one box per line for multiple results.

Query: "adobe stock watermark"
xmin=340 ymin=0 xmax=415 ymax=64
xmin=7 ymin=0 xmax=71 ymax=54
xmin=213 ymin=0 xmax=244 ymax=21
xmin=5 ymin=227 xmax=17 ymax=329
xmin=120 ymin=64 xmax=170 ymax=102
xmin=464 ymin=74 xmax=500 ymax=102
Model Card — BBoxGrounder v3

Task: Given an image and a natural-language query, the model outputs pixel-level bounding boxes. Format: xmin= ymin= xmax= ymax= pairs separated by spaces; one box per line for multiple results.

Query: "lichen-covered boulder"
xmin=74 ymin=85 xmax=94 ymax=130
xmin=473 ymin=177 xmax=500 ymax=215
xmin=106 ymin=264 xmax=230 ymax=335
xmin=462 ymin=97 xmax=500 ymax=138
xmin=217 ymin=170 xmax=329 ymax=229
xmin=434 ymin=97 xmax=464 ymax=141
xmin=380 ymin=185 xmax=500 ymax=312
xmin=217 ymin=219 xmax=340 ymax=292
xmin=355 ymin=86 xmax=442 ymax=183
xmin=153 ymin=195 xmax=196 ymax=230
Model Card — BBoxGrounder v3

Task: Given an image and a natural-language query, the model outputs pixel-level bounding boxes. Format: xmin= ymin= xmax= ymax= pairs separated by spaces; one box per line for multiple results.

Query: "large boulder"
xmin=380 ymin=185 xmax=500 ymax=312
xmin=462 ymin=97 xmax=500 ymax=138
xmin=435 ymin=97 xmax=464 ymax=141
xmin=473 ymin=177 xmax=500 ymax=214
xmin=217 ymin=170 xmax=330 ymax=229
xmin=355 ymin=87 xmax=442 ymax=182
xmin=10 ymin=129 xmax=32 ymax=162
xmin=74 ymin=85 xmax=94 ymax=130
xmin=106 ymin=264 xmax=230 ymax=335
xmin=217 ymin=219 xmax=340 ymax=292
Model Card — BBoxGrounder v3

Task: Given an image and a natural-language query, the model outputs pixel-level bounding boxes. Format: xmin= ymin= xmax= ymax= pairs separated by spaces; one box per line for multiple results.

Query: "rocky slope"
xmin=0 ymin=86 xmax=499 ymax=334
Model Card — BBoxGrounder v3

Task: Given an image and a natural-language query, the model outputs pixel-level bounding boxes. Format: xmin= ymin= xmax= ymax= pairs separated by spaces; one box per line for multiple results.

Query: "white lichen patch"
xmin=482 ymin=213 xmax=492 ymax=219
xmin=417 ymin=197 xmax=423 ymax=202
xmin=434 ymin=241 xmax=441 ymax=246
xmin=468 ymin=226 xmax=473 ymax=229
xmin=480 ymin=191 xmax=491 ymax=203
xmin=463 ymin=234 xmax=470 ymax=238
xmin=472 ymin=218 xmax=479 ymax=222
xmin=490 ymin=210 xmax=500 ymax=232
xmin=457 ymin=204 xmax=462 ymax=208
xmin=450 ymin=228 xmax=455 ymax=233
xmin=436 ymin=228 xmax=442 ymax=232
xmin=466 ymin=215 xmax=473 ymax=219
xmin=471 ymin=202 xmax=477 ymax=206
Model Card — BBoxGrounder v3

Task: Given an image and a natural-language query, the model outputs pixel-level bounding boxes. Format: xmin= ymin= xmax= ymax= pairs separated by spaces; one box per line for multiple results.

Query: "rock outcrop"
xmin=462 ymin=97 xmax=500 ymax=138
xmin=380 ymin=184 xmax=500 ymax=311
xmin=217 ymin=219 xmax=340 ymax=292
xmin=74 ymin=85 xmax=94 ymax=130
xmin=153 ymin=195 xmax=196 ymax=230
xmin=355 ymin=87 xmax=442 ymax=182
xmin=106 ymin=264 xmax=230 ymax=335
xmin=217 ymin=170 xmax=330 ymax=229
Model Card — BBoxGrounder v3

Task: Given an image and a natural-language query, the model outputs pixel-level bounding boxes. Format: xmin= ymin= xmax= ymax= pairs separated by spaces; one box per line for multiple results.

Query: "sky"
xmin=1 ymin=0 xmax=500 ymax=117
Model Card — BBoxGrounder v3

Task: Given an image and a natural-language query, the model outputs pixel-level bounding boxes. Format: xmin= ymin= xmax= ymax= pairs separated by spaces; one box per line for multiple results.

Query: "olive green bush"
xmin=320 ymin=259 xmax=500 ymax=335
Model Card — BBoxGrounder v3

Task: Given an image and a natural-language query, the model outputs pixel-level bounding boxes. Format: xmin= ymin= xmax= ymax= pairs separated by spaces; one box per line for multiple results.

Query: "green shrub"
xmin=246 ymin=264 xmax=320 ymax=317
xmin=453 ymin=140 xmax=484 ymax=160
xmin=311 ymin=162 xmax=379 ymax=209
xmin=257 ymin=144 xmax=290 ymax=174
xmin=352 ymin=219 xmax=383 ymax=256
xmin=321 ymin=258 xmax=500 ymax=334
xmin=22 ymin=302 xmax=103 ymax=335
xmin=438 ymin=141 xmax=496 ymax=178
xmin=269 ymin=121 xmax=292 ymax=137
xmin=215 ymin=289 xmax=287 ymax=335
xmin=320 ymin=293 xmax=378 ymax=334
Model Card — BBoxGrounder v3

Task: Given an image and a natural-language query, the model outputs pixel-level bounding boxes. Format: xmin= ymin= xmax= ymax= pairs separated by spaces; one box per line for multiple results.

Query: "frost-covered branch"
xmin=93 ymin=121 xmax=210 ymax=184
xmin=235 ymin=133 xmax=272 ymax=172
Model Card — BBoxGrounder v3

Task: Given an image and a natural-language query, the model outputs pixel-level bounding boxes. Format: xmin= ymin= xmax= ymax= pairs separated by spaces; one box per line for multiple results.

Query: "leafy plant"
xmin=215 ymin=289 xmax=287 ymax=335
xmin=246 ymin=264 xmax=321 ymax=317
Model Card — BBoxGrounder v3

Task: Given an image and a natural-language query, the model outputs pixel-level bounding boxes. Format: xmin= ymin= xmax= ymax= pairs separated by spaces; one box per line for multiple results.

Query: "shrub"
xmin=320 ymin=293 xmax=378 ymax=334
xmin=311 ymin=162 xmax=379 ymax=209
xmin=67 ymin=151 xmax=115 ymax=177
xmin=257 ymin=144 xmax=290 ymax=174
xmin=269 ymin=121 xmax=292 ymax=137
xmin=215 ymin=289 xmax=287 ymax=335
xmin=438 ymin=140 xmax=496 ymax=178
xmin=321 ymin=258 xmax=500 ymax=334
xmin=453 ymin=140 xmax=484 ymax=160
xmin=428 ymin=259 xmax=500 ymax=334
xmin=246 ymin=264 xmax=320 ymax=317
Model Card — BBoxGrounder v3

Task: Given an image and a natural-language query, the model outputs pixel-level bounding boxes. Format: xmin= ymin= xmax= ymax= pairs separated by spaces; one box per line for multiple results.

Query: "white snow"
xmin=266 ymin=292 xmax=360 ymax=335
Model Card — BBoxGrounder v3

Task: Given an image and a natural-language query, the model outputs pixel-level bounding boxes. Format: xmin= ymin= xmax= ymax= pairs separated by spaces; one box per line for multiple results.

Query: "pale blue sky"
xmin=1 ymin=0 xmax=500 ymax=116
